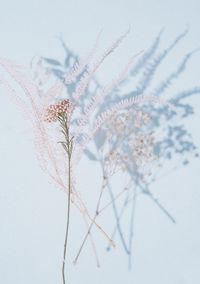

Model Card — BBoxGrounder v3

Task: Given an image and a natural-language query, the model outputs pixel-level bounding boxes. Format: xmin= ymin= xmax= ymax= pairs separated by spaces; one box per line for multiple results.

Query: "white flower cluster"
xmin=129 ymin=132 xmax=156 ymax=167
xmin=105 ymin=109 xmax=151 ymax=139
xmin=102 ymin=108 xmax=157 ymax=177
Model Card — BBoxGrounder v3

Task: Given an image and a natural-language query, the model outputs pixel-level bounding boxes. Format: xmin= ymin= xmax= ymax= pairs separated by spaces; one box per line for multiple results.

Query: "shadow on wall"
xmin=39 ymin=28 xmax=199 ymax=267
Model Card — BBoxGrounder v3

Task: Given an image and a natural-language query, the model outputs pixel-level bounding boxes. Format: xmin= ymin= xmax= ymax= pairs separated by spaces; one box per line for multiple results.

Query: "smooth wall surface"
xmin=0 ymin=1 xmax=200 ymax=284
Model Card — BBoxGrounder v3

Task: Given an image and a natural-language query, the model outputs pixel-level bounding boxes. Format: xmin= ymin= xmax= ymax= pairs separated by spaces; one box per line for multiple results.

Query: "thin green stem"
xmin=62 ymin=154 xmax=71 ymax=284
xmin=59 ymin=113 xmax=73 ymax=284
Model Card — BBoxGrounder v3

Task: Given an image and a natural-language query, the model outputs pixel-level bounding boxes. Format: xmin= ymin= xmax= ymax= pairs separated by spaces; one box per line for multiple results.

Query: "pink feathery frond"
xmin=43 ymin=31 xmax=103 ymax=105
xmin=43 ymin=80 xmax=65 ymax=104
xmin=0 ymin=76 xmax=32 ymax=120
xmin=73 ymin=29 xmax=130 ymax=101
xmin=0 ymin=58 xmax=70 ymax=193
xmin=73 ymin=95 xmax=175 ymax=163
xmin=0 ymin=58 xmax=43 ymax=127
xmin=78 ymin=51 xmax=143 ymax=131
xmin=91 ymin=95 xmax=175 ymax=134
xmin=64 ymin=30 xmax=102 ymax=84
xmin=0 ymin=58 xmax=39 ymax=98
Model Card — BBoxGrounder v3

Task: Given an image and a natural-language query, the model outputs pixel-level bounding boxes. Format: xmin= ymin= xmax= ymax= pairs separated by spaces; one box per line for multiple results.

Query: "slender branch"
xmin=58 ymin=112 xmax=73 ymax=284
xmin=62 ymin=153 xmax=71 ymax=284
xmin=73 ymin=174 xmax=115 ymax=264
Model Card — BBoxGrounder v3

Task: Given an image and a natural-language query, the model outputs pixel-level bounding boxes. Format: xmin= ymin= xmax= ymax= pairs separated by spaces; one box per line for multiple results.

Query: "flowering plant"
xmin=0 ymin=31 xmax=176 ymax=282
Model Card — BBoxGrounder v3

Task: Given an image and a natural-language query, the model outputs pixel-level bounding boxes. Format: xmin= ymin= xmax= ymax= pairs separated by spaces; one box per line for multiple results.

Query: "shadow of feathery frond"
xmin=42 ymin=29 xmax=200 ymax=266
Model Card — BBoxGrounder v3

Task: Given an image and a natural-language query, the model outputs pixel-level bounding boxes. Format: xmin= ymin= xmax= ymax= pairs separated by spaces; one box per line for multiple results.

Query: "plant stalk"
xmin=61 ymin=114 xmax=72 ymax=284
xmin=62 ymin=153 xmax=71 ymax=284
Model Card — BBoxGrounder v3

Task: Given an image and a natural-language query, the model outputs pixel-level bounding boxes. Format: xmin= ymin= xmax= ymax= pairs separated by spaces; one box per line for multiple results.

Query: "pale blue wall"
xmin=0 ymin=1 xmax=200 ymax=283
